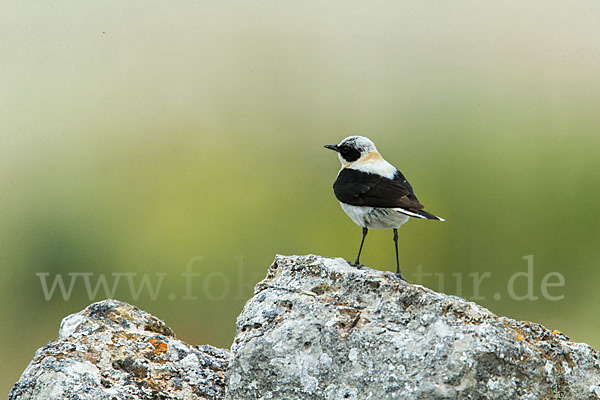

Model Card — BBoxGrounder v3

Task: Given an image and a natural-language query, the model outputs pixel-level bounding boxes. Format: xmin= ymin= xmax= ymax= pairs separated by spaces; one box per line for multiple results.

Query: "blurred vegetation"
xmin=2 ymin=0 xmax=600 ymax=395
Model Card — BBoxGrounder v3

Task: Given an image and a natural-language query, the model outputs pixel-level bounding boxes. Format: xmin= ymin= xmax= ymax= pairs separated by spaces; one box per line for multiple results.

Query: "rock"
xmin=226 ymin=255 xmax=600 ymax=400
xmin=10 ymin=255 xmax=600 ymax=400
xmin=9 ymin=299 xmax=228 ymax=400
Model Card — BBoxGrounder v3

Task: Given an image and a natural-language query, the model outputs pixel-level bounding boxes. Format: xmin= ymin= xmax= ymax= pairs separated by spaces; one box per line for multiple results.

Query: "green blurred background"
xmin=2 ymin=0 xmax=600 ymax=394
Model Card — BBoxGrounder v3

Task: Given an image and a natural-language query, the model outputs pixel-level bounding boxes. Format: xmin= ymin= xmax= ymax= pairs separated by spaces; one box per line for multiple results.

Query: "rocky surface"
xmin=9 ymin=299 xmax=228 ymax=400
xmin=226 ymin=255 xmax=600 ymax=399
xmin=10 ymin=255 xmax=600 ymax=400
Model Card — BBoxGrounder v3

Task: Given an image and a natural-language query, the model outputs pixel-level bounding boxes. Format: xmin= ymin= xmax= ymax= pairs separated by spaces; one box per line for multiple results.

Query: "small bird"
xmin=325 ymin=136 xmax=444 ymax=279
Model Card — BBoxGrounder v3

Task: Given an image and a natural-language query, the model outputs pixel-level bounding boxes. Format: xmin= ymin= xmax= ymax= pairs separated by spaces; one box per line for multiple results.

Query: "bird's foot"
xmin=348 ymin=260 xmax=365 ymax=269
xmin=395 ymin=271 xmax=407 ymax=282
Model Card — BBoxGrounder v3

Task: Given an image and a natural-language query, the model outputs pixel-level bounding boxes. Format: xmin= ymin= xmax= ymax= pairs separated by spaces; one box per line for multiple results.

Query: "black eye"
xmin=339 ymin=144 xmax=360 ymax=162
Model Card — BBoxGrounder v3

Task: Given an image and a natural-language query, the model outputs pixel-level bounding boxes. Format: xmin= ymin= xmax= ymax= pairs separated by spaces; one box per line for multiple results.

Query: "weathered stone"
xmin=9 ymin=299 xmax=228 ymax=400
xmin=11 ymin=255 xmax=600 ymax=399
xmin=226 ymin=255 xmax=600 ymax=399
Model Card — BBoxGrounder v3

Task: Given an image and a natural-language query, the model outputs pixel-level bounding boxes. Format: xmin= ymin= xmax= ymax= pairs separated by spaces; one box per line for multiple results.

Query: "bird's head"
xmin=324 ymin=136 xmax=379 ymax=167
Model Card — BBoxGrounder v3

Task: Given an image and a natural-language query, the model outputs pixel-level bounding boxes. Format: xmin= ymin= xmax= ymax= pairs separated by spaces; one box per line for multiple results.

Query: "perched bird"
xmin=325 ymin=136 xmax=444 ymax=278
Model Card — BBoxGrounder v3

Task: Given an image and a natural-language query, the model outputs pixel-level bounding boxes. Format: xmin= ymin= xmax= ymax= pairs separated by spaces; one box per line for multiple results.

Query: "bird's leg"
xmin=393 ymin=228 xmax=405 ymax=281
xmin=352 ymin=227 xmax=368 ymax=267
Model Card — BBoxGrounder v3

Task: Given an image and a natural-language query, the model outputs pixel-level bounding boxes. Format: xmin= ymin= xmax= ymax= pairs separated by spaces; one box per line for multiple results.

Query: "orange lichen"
xmin=149 ymin=337 xmax=168 ymax=354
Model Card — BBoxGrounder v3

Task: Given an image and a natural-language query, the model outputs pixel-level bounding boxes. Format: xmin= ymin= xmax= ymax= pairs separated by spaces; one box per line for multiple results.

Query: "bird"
xmin=324 ymin=136 xmax=444 ymax=279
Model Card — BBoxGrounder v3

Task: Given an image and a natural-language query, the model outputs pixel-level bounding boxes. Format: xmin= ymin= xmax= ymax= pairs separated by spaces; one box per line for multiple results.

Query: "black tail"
xmin=414 ymin=210 xmax=445 ymax=221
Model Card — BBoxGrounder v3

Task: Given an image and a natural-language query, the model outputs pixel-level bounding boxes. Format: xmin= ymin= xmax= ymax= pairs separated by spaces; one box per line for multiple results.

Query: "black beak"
xmin=324 ymin=144 xmax=339 ymax=152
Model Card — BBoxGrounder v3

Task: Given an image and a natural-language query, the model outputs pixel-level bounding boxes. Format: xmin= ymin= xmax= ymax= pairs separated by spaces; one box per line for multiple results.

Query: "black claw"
xmin=395 ymin=271 xmax=407 ymax=282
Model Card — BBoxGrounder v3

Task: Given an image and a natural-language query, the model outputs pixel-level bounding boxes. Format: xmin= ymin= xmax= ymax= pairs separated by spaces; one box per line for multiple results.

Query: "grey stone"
xmin=10 ymin=255 xmax=600 ymax=399
xmin=9 ymin=299 xmax=228 ymax=400
xmin=226 ymin=255 xmax=600 ymax=400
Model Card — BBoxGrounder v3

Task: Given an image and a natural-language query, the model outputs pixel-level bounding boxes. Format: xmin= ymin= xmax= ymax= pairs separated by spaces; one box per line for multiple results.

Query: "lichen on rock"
xmin=225 ymin=255 xmax=600 ymax=399
xmin=10 ymin=255 xmax=600 ymax=400
xmin=9 ymin=299 xmax=228 ymax=400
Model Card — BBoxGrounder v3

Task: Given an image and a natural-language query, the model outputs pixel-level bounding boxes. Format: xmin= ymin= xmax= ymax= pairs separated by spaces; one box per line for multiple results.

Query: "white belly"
xmin=340 ymin=202 xmax=410 ymax=229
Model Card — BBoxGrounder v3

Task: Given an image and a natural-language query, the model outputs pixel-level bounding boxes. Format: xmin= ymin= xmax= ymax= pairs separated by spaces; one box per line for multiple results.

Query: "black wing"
xmin=333 ymin=168 xmax=425 ymax=211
